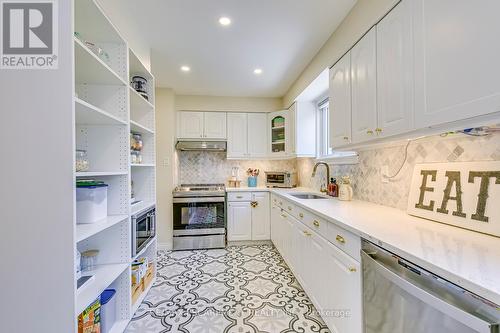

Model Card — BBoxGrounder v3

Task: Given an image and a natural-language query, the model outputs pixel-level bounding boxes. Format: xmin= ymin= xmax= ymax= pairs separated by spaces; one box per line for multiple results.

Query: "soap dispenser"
xmin=338 ymin=175 xmax=353 ymax=201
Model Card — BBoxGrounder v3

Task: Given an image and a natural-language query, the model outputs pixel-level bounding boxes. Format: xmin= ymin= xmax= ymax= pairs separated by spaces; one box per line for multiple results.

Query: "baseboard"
xmin=227 ymin=240 xmax=272 ymax=246
xmin=158 ymin=242 xmax=173 ymax=251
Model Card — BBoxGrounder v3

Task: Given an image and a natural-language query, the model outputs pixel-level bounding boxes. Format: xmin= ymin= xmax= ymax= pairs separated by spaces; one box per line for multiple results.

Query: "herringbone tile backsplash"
xmin=299 ymin=133 xmax=500 ymax=210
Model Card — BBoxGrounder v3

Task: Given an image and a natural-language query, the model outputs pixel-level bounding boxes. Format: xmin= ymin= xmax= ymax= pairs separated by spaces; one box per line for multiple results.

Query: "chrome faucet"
xmin=312 ymin=162 xmax=330 ymax=193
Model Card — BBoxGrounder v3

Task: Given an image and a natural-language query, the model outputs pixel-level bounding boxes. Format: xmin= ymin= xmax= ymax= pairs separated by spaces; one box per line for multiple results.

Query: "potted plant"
xmin=246 ymin=168 xmax=259 ymax=187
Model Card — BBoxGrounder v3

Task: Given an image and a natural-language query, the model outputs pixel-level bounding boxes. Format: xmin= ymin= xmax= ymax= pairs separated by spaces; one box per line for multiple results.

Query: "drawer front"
xmin=304 ymin=213 xmax=330 ymax=240
xmin=283 ymin=201 xmax=296 ymax=216
xmin=227 ymin=192 xmax=252 ymax=202
xmin=327 ymin=223 xmax=361 ymax=261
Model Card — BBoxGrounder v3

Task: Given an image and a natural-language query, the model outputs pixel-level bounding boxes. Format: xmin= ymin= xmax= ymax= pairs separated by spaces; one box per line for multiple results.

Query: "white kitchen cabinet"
xmin=268 ymin=110 xmax=290 ymax=157
xmin=377 ymin=0 xmax=414 ymax=137
xmin=177 ymin=111 xmax=226 ymax=139
xmin=251 ymin=192 xmax=270 ymax=240
xmin=329 ymin=54 xmax=352 ymax=148
xmin=227 ymin=192 xmax=270 ymax=241
xmin=289 ymin=102 xmax=316 ymax=157
xmin=247 ymin=113 xmax=268 ymax=158
xmin=227 ymin=113 xmax=248 ymax=158
xmin=204 ymin=112 xmax=227 ymax=139
xmin=178 ymin=111 xmax=204 ymax=139
xmin=227 ymin=202 xmax=252 ymax=241
xmin=351 ymin=27 xmax=377 ymax=144
xmin=413 ymin=0 xmax=500 ymax=128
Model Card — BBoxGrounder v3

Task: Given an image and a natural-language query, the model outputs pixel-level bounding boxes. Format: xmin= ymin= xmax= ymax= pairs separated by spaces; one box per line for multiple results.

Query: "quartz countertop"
xmin=268 ymin=187 xmax=500 ymax=305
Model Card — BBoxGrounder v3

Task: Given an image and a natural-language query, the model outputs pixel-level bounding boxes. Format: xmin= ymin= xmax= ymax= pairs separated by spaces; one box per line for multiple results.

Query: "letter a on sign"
xmin=407 ymin=162 xmax=500 ymax=237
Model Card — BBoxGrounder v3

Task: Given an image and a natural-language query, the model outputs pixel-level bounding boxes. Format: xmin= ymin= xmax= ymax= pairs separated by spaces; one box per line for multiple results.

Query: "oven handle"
xmin=361 ymin=250 xmax=498 ymax=333
xmin=173 ymin=197 xmax=225 ymax=203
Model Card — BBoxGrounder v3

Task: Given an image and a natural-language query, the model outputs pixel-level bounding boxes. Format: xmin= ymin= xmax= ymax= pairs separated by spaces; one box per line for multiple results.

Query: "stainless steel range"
xmin=172 ymin=184 xmax=226 ymax=250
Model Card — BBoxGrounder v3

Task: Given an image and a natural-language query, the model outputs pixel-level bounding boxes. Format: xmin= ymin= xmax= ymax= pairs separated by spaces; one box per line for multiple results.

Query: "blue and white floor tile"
xmin=125 ymin=243 xmax=329 ymax=333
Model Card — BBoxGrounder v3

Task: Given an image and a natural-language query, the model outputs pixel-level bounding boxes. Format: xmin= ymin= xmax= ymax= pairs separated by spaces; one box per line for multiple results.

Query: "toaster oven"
xmin=265 ymin=171 xmax=297 ymax=188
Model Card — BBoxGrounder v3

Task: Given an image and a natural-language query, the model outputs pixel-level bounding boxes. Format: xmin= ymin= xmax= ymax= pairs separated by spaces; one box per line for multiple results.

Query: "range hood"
xmin=175 ymin=140 xmax=227 ymax=152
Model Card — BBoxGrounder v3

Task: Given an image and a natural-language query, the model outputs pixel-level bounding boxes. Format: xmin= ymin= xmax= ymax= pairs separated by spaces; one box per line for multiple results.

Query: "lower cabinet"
xmin=271 ymin=200 xmax=362 ymax=333
xmin=227 ymin=192 xmax=270 ymax=241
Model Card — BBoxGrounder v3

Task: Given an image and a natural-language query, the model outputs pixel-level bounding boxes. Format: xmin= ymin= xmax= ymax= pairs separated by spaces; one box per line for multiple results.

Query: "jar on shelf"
xmin=75 ymin=150 xmax=90 ymax=172
xmin=131 ymin=150 xmax=142 ymax=164
xmin=81 ymin=249 xmax=99 ymax=272
xmin=132 ymin=133 xmax=143 ymax=151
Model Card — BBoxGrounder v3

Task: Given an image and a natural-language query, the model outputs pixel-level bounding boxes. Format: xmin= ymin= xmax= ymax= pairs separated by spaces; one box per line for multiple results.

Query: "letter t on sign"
xmin=415 ymin=170 xmax=437 ymax=211
xmin=468 ymin=171 xmax=500 ymax=222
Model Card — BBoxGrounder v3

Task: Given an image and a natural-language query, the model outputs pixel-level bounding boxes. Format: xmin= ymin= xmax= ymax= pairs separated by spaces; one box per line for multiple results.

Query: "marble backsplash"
xmin=298 ymin=133 xmax=500 ymax=210
xmin=178 ymin=151 xmax=297 ymax=187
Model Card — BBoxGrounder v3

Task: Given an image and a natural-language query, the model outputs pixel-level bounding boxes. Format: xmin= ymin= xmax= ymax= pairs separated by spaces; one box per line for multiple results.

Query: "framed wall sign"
xmin=407 ymin=161 xmax=500 ymax=237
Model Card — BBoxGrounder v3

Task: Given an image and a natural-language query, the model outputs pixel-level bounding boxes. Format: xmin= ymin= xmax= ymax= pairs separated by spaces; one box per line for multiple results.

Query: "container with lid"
xmin=100 ymin=289 xmax=116 ymax=333
xmin=81 ymin=250 xmax=99 ymax=272
xmin=75 ymin=150 xmax=90 ymax=172
xmin=76 ymin=182 xmax=108 ymax=224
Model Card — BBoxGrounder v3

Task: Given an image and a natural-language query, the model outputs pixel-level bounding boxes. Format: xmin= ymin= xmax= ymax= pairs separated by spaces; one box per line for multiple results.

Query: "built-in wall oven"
xmin=173 ymin=184 xmax=226 ymax=250
xmin=362 ymin=240 xmax=500 ymax=333
xmin=131 ymin=206 xmax=156 ymax=257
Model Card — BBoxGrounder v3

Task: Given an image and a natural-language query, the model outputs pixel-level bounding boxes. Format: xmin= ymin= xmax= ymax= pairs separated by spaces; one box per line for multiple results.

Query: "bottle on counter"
xmin=338 ymin=175 xmax=353 ymax=201
xmin=331 ymin=178 xmax=339 ymax=197
xmin=328 ymin=178 xmax=334 ymax=196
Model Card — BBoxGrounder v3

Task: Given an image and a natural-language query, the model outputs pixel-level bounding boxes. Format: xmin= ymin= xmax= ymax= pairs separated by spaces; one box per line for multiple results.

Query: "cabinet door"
xmin=377 ymin=0 xmax=413 ymax=137
xmin=178 ymin=112 xmax=204 ymax=139
xmin=227 ymin=202 xmax=252 ymax=241
xmin=322 ymin=240 xmax=362 ymax=333
xmin=204 ymin=112 xmax=227 ymax=139
xmin=251 ymin=192 xmax=270 ymax=240
xmin=329 ymin=54 xmax=352 ymax=148
xmin=270 ymin=205 xmax=281 ymax=250
xmin=413 ymin=0 xmax=500 ymax=127
xmin=227 ymin=113 xmax=248 ymax=158
xmin=351 ymin=27 xmax=377 ymax=144
xmin=247 ymin=113 xmax=268 ymax=158
xmin=269 ymin=111 xmax=287 ymax=157
xmin=294 ymin=102 xmax=316 ymax=157
xmin=287 ymin=106 xmax=296 ymax=156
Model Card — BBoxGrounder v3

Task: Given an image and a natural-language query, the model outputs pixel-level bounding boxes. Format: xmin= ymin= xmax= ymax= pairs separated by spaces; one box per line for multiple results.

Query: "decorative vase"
xmin=248 ymin=176 xmax=257 ymax=187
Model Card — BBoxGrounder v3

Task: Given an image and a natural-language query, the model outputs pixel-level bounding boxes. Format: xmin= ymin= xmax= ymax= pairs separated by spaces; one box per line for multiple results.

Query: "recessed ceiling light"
xmin=180 ymin=65 xmax=191 ymax=72
xmin=219 ymin=17 xmax=231 ymax=26
xmin=253 ymin=68 xmax=263 ymax=75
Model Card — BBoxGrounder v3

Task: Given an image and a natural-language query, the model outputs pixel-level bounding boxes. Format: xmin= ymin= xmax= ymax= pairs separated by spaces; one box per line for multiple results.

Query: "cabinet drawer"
xmin=227 ymin=192 xmax=252 ymax=202
xmin=304 ymin=213 xmax=330 ymax=240
xmin=272 ymin=195 xmax=285 ymax=208
xmin=327 ymin=223 xmax=361 ymax=261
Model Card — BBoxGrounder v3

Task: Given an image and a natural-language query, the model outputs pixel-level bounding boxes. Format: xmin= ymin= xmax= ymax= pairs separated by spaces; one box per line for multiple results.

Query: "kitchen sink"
xmin=289 ymin=193 xmax=330 ymax=199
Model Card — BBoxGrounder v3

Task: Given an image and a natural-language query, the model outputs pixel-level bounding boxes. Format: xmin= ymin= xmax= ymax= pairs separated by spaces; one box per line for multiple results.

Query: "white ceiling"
xmin=99 ymin=0 xmax=356 ymax=97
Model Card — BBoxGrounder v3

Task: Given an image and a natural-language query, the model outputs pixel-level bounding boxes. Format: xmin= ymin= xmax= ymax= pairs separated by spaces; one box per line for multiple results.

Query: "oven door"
xmin=266 ymin=173 xmax=285 ymax=186
xmin=173 ymin=197 xmax=225 ymax=234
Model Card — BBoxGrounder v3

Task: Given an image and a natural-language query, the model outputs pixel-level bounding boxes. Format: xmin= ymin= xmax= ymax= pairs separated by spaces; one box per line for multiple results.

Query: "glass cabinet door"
xmin=270 ymin=115 xmax=286 ymax=154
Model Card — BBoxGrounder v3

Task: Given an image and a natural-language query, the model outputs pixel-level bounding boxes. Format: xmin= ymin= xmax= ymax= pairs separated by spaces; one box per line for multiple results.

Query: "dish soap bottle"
xmin=331 ymin=178 xmax=339 ymax=197
xmin=338 ymin=175 xmax=353 ymax=201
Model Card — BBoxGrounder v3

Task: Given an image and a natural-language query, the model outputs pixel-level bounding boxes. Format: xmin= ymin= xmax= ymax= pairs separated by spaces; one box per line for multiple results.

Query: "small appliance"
xmin=131 ymin=205 xmax=156 ymax=257
xmin=265 ymin=171 xmax=297 ymax=188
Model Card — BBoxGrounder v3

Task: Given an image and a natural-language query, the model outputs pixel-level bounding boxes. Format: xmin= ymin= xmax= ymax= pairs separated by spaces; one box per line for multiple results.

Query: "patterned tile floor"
xmin=125 ymin=243 xmax=329 ymax=333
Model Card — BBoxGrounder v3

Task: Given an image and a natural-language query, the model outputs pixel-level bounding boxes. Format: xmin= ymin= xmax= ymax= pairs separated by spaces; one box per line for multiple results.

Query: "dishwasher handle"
xmin=361 ymin=250 xmax=499 ymax=333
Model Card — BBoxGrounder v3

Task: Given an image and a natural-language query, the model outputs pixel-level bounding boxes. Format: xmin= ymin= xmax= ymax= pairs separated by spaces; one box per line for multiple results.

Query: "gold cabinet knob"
xmin=303 ymin=230 xmax=312 ymax=236
xmin=288 ymin=206 xmax=292 ymax=211
xmin=375 ymin=128 xmax=382 ymax=133
xmin=281 ymin=214 xmax=287 ymax=218
xmin=313 ymin=220 xmax=320 ymax=227
xmin=279 ymin=201 xmax=283 ymax=205
xmin=348 ymin=267 xmax=357 ymax=272
xmin=367 ymin=130 xmax=374 ymax=135
xmin=299 ymin=213 xmax=304 ymax=219
xmin=343 ymin=136 xmax=349 ymax=140
xmin=336 ymin=235 xmax=346 ymax=244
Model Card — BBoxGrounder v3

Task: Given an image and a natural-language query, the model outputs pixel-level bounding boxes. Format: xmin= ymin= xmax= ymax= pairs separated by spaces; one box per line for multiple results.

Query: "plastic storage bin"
xmin=100 ymin=289 xmax=116 ymax=333
xmin=76 ymin=184 xmax=108 ymax=224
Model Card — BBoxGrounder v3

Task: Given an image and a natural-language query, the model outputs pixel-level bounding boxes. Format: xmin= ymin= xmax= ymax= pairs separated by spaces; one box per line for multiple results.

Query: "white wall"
xmin=283 ymin=0 xmax=397 ymax=107
xmin=0 ymin=0 xmax=76 ymax=331
xmin=155 ymin=88 xmax=176 ymax=249
xmin=176 ymin=95 xmax=283 ymax=112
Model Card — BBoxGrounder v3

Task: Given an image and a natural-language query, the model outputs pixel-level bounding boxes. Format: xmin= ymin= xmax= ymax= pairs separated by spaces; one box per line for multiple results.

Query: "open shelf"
xmin=131 ymin=267 xmax=155 ymax=315
xmin=76 ymin=171 xmax=127 ymax=177
xmin=75 ymin=0 xmax=125 ymax=44
xmin=76 ymin=263 xmax=128 ymax=316
xmin=76 ymin=215 xmax=128 ymax=243
xmin=131 ymin=163 xmax=155 ymax=167
xmin=75 ymin=98 xmax=127 ymax=126
xmin=75 ymin=38 xmax=127 ymax=86
xmin=132 ymin=237 xmax=157 ymax=261
xmin=130 ymin=120 xmax=154 ymax=135
xmin=131 ymin=201 xmax=155 ymax=216
xmin=129 ymin=49 xmax=153 ymax=81
xmin=130 ymin=86 xmax=154 ymax=111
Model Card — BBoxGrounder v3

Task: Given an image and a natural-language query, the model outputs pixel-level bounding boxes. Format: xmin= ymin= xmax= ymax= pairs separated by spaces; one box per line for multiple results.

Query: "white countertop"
xmin=267 ymin=187 xmax=500 ymax=305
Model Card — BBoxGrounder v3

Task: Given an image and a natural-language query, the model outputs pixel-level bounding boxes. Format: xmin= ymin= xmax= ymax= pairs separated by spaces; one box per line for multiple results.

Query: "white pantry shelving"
xmin=72 ymin=0 xmax=156 ymax=332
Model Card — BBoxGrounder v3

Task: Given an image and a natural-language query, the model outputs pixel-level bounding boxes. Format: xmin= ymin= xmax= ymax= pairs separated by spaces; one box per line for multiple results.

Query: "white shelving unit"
xmin=73 ymin=1 xmax=156 ymax=332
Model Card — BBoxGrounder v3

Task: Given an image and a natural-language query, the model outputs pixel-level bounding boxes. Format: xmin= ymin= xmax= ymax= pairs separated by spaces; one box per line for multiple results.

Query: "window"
xmin=316 ymin=98 xmax=358 ymax=163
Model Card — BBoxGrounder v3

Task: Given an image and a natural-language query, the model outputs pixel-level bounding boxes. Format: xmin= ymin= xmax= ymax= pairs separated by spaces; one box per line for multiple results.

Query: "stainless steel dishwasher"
xmin=362 ymin=240 xmax=500 ymax=333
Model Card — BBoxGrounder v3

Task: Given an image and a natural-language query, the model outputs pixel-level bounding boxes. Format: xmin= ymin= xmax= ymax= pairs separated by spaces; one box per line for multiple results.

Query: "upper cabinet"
xmin=268 ymin=111 xmax=289 ymax=157
xmin=330 ymin=54 xmax=352 ymax=148
xmin=376 ymin=0 xmax=413 ymax=137
xmin=177 ymin=111 xmax=226 ymax=139
xmin=412 ymin=0 xmax=500 ymax=127
xmin=227 ymin=113 xmax=267 ymax=159
xmin=290 ymin=102 xmax=316 ymax=157
xmin=351 ymin=27 xmax=377 ymax=144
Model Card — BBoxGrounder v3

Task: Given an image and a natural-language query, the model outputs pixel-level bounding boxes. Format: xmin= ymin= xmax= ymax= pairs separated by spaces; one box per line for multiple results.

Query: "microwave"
xmin=131 ymin=205 xmax=156 ymax=257
xmin=265 ymin=171 xmax=297 ymax=188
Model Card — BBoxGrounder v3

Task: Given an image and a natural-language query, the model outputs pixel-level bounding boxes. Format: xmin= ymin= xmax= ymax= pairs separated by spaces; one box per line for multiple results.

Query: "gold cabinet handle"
xmin=279 ymin=201 xmax=283 ymax=205
xmin=367 ymin=130 xmax=374 ymax=135
xmin=303 ymin=230 xmax=312 ymax=236
xmin=348 ymin=267 xmax=357 ymax=272
xmin=336 ymin=235 xmax=346 ymax=244
xmin=236 ymin=195 xmax=243 ymax=199
xmin=343 ymin=136 xmax=349 ymax=140
xmin=250 ymin=201 xmax=258 ymax=208
xmin=287 ymin=206 xmax=292 ymax=211
xmin=375 ymin=128 xmax=382 ymax=133
xmin=299 ymin=213 xmax=304 ymax=219
xmin=281 ymin=214 xmax=287 ymax=218
xmin=313 ymin=220 xmax=320 ymax=227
